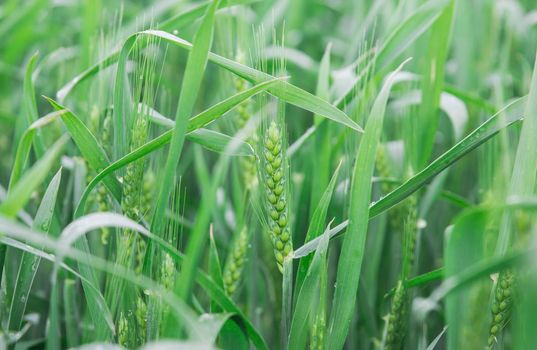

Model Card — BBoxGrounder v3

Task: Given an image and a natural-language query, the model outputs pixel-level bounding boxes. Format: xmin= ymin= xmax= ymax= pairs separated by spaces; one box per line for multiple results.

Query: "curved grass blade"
xmin=0 ymin=236 xmax=107 ymax=301
xmin=416 ymin=0 xmax=455 ymax=168
xmin=8 ymin=110 xmax=64 ymax=190
xmin=147 ymin=7 xmax=220 ymax=313
xmin=384 ymin=267 xmax=445 ymax=298
xmin=2 ymin=211 xmax=268 ymax=349
xmin=159 ymin=0 xmax=259 ymax=32
xmin=376 ymin=0 xmax=449 ymax=73
xmin=0 ymin=135 xmax=66 ymax=295
xmin=288 ymin=229 xmax=329 ymax=349
xmin=144 ymin=103 xmax=257 ymax=156
xmin=20 ymin=52 xmax=46 ymax=157
xmin=431 ymin=249 xmax=529 ymax=303
xmin=66 ymin=29 xmax=359 ymax=133
xmin=56 ymin=50 xmax=120 ymax=103
xmin=282 ymin=258 xmax=293 ymax=348
xmin=405 ymin=268 xmax=444 ymax=289
xmin=333 ymin=0 xmax=450 ymax=106
xmin=195 ymin=313 xmax=240 ymax=346
xmin=143 ymin=29 xmax=361 ymax=132
xmin=73 ymin=79 xmax=279 ymax=218
xmin=208 ymin=228 xmax=224 ymax=312
xmin=164 ymin=128 xmax=260 ymax=337
xmin=326 ymin=60 xmax=408 ymax=350
xmin=41 ymin=96 xmax=124 ymax=340
xmin=295 ymin=161 xmax=341 ymax=291
xmin=444 ymin=209 xmax=488 ymax=349
xmin=44 ymin=97 xmax=122 ymax=200
xmin=0 ymin=215 xmax=201 ymax=340
xmin=63 ymin=279 xmax=79 ymax=348
xmin=427 ymin=327 xmax=448 ymax=350
xmin=0 ymin=135 xmax=67 ymax=217
xmin=80 ymin=209 xmax=266 ymax=346
xmin=495 ymin=52 xmax=537 ymax=255
xmin=310 ymin=43 xmax=333 ymax=217
xmin=429 ymin=198 xmax=537 ymax=303
xmin=294 ymin=97 xmax=527 ymax=258
xmin=189 ymin=129 xmax=254 ymax=156
xmin=56 ymin=0 xmax=257 ymax=103
xmin=0 ymin=185 xmax=33 ymax=227
xmin=7 ymin=169 xmax=61 ymax=331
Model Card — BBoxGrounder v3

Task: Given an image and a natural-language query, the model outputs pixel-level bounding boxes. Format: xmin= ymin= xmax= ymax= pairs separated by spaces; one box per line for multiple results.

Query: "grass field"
xmin=1 ymin=0 xmax=537 ymax=349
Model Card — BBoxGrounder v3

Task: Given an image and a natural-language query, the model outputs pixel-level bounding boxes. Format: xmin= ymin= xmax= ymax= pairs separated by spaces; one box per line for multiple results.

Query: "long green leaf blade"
xmin=7 ymin=169 xmax=62 ymax=331
xmin=326 ymin=60 xmax=408 ymax=349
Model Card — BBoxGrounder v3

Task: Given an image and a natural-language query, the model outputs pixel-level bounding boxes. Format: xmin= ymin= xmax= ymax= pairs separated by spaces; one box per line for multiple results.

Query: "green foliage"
xmin=1 ymin=1 xmax=537 ymax=349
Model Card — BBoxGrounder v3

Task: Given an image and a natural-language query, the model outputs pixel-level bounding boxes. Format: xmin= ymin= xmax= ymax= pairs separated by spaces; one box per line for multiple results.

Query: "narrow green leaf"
xmin=445 ymin=209 xmax=488 ymax=349
xmin=67 ymin=29 xmax=359 ymax=133
xmin=405 ymin=268 xmax=444 ymax=289
xmin=495 ymin=52 xmax=537 ymax=254
xmin=288 ymin=228 xmax=329 ymax=349
xmin=146 ymin=105 xmax=255 ymax=156
xmin=426 ymin=200 xmax=537 ymax=303
xmin=144 ymin=29 xmax=362 ymax=132
xmin=281 ymin=258 xmax=293 ymax=348
xmin=0 ymin=135 xmax=67 ymax=217
xmin=0 ymin=212 xmax=268 ymax=350
xmin=190 ymin=129 xmax=254 ymax=156
xmin=209 ymin=227 xmax=224 ymax=312
xmin=376 ymin=0 xmax=449 ymax=73
xmin=157 ymin=1 xmax=221 ymax=336
xmin=63 ymin=279 xmax=79 ymax=348
xmin=7 ymin=169 xmax=62 ymax=331
xmin=426 ymin=327 xmax=448 ymax=350
xmin=21 ymin=52 xmax=46 ymax=157
xmin=74 ymin=78 xmax=276 ymax=218
xmin=416 ymin=0 xmax=455 ymax=168
xmin=432 ymin=249 xmax=529 ymax=302
xmin=151 ymin=0 xmax=222 ymax=250
xmin=326 ymin=60 xmax=408 ymax=350
xmin=310 ymin=43 xmax=333 ymax=218
xmin=22 ymin=53 xmax=39 ymax=124
xmin=296 ymin=161 xmax=341 ymax=291
xmin=294 ymin=97 xmax=526 ymax=257
xmin=219 ymin=318 xmax=249 ymax=350
xmin=45 ymin=97 xmax=122 ymax=200
xmin=56 ymin=0 xmax=255 ymax=103
xmin=8 ymin=111 xmax=63 ymax=190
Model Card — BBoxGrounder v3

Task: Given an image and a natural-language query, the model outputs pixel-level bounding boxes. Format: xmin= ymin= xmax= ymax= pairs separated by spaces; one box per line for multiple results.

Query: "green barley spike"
xmin=97 ymin=113 xmax=112 ymax=244
xmin=384 ymin=196 xmax=416 ymax=350
xmin=262 ymin=120 xmax=292 ymax=272
xmin=401 ymin=195 xmax=418 ymax=279
xmin=223 ymin=227 xmax=249 ymax=296
xmin=384 ymin=280 xmax=408 ymax=350
xmin=141 ymin=170 xmax=155 ymax=222
xmin=161 ymin=252 xmax=176 ymax=291
xmin=118 ymin=312 xmax=129 ymax=347
xmin=135 ymin=237 xmax=146 ymax=276
xmin=376 ymin=145 xmax=394 ymax=195
xmin=136 ymin=296 xmax=147 ymax=344
xmin=121 ymin=113 xmax=148 ymax=220
xmin=488 ymin=270 xmax=515 ymax=348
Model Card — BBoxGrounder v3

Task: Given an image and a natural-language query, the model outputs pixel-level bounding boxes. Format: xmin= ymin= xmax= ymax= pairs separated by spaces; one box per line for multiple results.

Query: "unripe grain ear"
xmin=261 ymin=120 xmax=293 ymax=273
